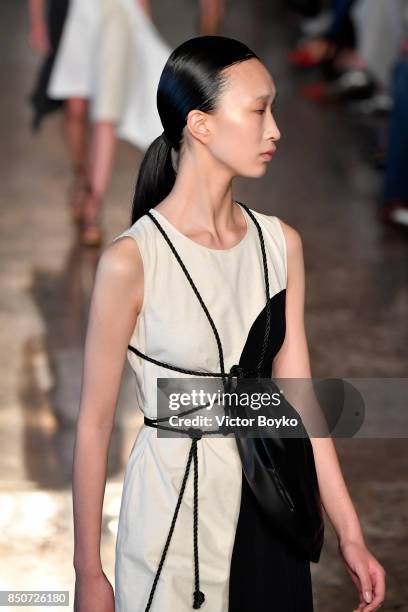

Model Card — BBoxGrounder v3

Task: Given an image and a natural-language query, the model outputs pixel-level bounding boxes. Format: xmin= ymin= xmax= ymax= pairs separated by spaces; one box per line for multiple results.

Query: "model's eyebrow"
xmin=254 ymin=91 xmax=279 ymax=103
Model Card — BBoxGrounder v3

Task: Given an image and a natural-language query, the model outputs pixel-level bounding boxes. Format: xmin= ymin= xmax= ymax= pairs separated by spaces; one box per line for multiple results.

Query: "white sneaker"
xmin=350 ymin=93 xmax=394 ymax=115
xmin=300 ymin=11 xmax=333 ymax=38
xmin=390 ymin=207 xmax=408 ymax=227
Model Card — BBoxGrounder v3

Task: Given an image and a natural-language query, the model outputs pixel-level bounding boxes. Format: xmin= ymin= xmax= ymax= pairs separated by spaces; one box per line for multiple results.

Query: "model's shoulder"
xmin=273 ymin=217 xmax=303 ymax=255
xmin=111 ymin=212 xmax=152 ymax=243
xmin=250 ymin=208 xmax=302 ymax=253
xmin=110 ymin=213 xmax=153 ymax=256
xmin=101 ymin=240 xmax=138 ymax=277
xmin=100 ymin=222 xmax=146 ymax=281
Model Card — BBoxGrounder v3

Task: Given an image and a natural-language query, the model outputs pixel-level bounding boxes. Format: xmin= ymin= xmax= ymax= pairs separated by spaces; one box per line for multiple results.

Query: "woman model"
xmin=46 ymin=0 xmax=171 ymax=246
xmin=72 ymin=36 xmax=386 ymax=612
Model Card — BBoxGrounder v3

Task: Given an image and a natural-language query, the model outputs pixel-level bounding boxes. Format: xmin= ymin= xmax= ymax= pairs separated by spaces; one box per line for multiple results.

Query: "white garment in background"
xmin=48 ymin=0 xmax=172 ymax=150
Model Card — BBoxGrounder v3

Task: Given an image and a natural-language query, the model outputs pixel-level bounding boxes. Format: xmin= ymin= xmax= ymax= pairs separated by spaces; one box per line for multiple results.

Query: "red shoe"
xmin=300 ymin=82 xmax=331 ymax=103
xmin=287 ymin=40 xmax=337 ymax=67
xmin=287 ymin=47 xmax=321 ymax=67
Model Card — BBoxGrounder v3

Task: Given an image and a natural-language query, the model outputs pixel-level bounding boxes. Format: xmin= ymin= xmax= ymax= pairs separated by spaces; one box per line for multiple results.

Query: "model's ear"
xmin=185 ymin=109 xmax=211 ymax=145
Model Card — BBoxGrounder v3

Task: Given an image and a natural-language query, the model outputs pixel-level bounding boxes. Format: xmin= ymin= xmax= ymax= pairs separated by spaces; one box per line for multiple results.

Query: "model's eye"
xmin=255 ymin=102 xmax=276 ymax=115
xmin=256 ymin=104 xmax=277 ymax=115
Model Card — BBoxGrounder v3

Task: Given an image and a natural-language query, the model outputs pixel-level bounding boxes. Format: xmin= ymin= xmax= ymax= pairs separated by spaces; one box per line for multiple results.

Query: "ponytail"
xmin=131 ymin=132 xmax=176 ymax=223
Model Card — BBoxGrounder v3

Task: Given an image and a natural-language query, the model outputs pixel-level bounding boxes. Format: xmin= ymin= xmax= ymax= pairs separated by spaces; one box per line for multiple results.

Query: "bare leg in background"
xmin=81 ymin=120 xmax=117 ymax=246
xmin=198 ymin=0 xmax=225 ymax=35
xmin=64 ymin=98 xmax=89 ymax=221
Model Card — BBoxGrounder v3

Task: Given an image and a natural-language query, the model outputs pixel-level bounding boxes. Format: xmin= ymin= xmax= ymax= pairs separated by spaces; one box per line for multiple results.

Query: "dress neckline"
xmin=150 ymin=201 xmax=251 ymax=254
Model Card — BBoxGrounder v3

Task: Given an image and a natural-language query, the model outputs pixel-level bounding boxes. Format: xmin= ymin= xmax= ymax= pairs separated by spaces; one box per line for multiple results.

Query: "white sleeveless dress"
xmin=111 ymin=204 xmax=313 ymax=611
xmin=47 ymin=0 xmax=171 ymax=150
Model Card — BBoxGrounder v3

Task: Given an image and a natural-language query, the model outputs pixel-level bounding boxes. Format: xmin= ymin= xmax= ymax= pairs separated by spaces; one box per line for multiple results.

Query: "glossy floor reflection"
xmin=0 ymin=0 xmax=407 ymax=610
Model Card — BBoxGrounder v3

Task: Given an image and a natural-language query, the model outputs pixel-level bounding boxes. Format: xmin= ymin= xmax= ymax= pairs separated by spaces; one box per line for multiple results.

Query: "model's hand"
xmin=28 ymin=19 xmax=50 ymax=55
xmin=338 ymin=539 xmax=386 ymax=611
xmin=74 ymin=571 xmax=115 ymax=612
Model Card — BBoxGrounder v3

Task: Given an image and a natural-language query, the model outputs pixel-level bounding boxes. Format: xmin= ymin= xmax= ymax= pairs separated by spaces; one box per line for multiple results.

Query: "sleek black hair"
xmin=131 ymin=35 xmax=259 ymax=223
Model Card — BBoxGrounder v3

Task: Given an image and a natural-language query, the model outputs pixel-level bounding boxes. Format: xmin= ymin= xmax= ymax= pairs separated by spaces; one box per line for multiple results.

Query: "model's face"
xmin=206 ymin=58 xmax=281 ymax=177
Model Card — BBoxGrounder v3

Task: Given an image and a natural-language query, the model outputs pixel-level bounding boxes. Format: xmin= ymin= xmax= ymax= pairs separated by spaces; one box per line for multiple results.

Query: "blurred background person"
xmin=28 ymin=0 xmax=69 ymax=129
xmin=30 ymin=0 xmax=171 ymax=247
xmin=288 ymin=0 xmax=405 ymax=104
xmin=381 ymin=6 xmax=408 ymax=227
xmin=288 ymin=0 xmax=357 ymax=69
xmin=28 ymin=0 xmax=226 ymax=249
xmin=198 ymin=0 xmax=226 ymax=35
xmin=286 ymin=0 xmax=408 ymax=231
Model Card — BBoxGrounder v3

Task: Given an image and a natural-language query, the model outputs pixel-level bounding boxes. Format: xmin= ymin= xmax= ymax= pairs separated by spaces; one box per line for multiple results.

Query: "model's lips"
xmin=260 ymin=149 xmax=276 ymax=160
xmin=261 ymin=147 xmax=276 ymax=157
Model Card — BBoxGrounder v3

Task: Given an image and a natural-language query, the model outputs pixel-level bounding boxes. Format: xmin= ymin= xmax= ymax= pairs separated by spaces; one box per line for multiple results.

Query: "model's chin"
xmin=239 ymin=162 xmax=268 ymax=178
xmin=252 ymin=162 xmax=268 ymax=177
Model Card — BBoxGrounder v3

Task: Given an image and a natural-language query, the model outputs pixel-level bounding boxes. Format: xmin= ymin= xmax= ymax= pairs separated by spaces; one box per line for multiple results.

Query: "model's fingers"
xmin=360 ymin=564 xmax=386 ymax=611
xmin=345 ymin=563 xmax=365 ymax=604
xmin=354 ymin=561 xmax=373 ymax=607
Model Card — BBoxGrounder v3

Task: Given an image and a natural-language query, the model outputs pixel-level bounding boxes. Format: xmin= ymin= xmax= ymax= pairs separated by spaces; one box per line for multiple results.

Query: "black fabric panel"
xmin=228 ymin=287 xmax=314 ymax=610
xmin=228 ymin=473 xmax=314 ymax=611
xmin=239 ymin=288 xmax=286 ymax=373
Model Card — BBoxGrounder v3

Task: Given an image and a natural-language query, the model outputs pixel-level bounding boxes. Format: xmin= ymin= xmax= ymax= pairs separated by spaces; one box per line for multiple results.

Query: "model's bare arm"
xmin=272 ymin=220 xmax=385 ymax=611
xmin=271 ymin=223 xmax=364 ymax=544
xmin=73 ymin=237 xmax=143 ymax=609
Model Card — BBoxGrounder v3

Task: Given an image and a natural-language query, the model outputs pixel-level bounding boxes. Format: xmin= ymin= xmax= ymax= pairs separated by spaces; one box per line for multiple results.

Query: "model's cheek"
xmin=211 ymin=117 xmax=258 ymax=169
xmin=229 ymin=127 xmax=256 ymax=160
xmin=216 ymin=110 xmax=254 ymax=145
xmin=212 ymin=128 xmax=244 ymax=166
